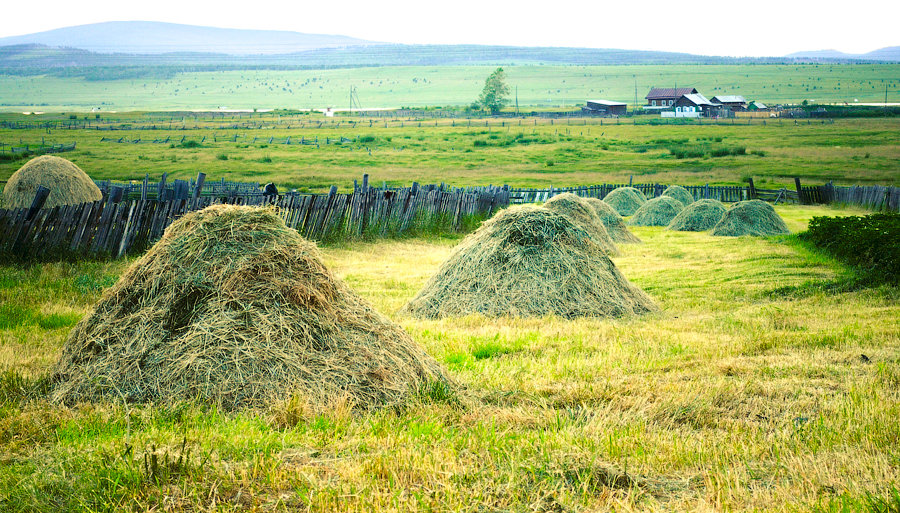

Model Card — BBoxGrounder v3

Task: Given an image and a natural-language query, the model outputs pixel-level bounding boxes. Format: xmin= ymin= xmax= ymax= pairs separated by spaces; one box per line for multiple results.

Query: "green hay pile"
xmin=1 ymin=155 xmax=101 ymax=209
xmin=628 ymin=196 xmax=685 ymax=227
xmin=50 ymin=204 xmax=451 ymax=409
xmin=583 ymin=198 xmax=641 ymax=243
xmin=402 ymin=205 xmax=657 ymax=319
xmin=667 ymin=199 xmax=727 ymax=232
xmin=711 ymin=200 xmax=791 ymax=236
xmin=662 ymin=185 xmax=695 ymax=206
xmin=543 ymin=193 xmax=618 ymax=255
xmin=603 ymin=187 xmax=647 ymax=216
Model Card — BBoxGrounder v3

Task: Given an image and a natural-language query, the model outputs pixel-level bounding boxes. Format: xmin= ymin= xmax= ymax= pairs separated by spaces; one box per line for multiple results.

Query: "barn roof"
xmin=587 ymin=100 xmax=627 ymax=106
xmin=681 ymin=93 xmax=713 ymax=106
xmin=712 ymin=95 xmax=746 ymax=104
xmin=750 ymin=101 xmax=767 ymax=109
xmin=646 ymin=87 xmax=698 ymax=99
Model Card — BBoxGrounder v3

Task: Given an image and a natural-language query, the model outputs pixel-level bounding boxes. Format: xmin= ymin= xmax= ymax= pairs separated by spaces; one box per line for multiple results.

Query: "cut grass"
xmin=0 ymin=204 xmax=897 ymax=511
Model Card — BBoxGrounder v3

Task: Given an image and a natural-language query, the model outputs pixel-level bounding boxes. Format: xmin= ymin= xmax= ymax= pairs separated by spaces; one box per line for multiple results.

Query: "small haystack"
xmin=711 ymin=200 xmax=791 ymax=236
xmin=662 ymin=185 xmax=695 ymax=206
xmin=402 ymin=205 xmax=657 ymax=319
xmin=584 ymin=198 xmax=642 ymax=243
xmin=50 ymin=204 xmax=451 ymax=409
xmin=628 ymin=196 xmax=685 ymax=227
xmin=2 ymin=156 xmax=101 ymax=209
xmin=667 ymin=199 xmax=727 ymax=232
xmin=603 ymin=187 xmax=647 ymax=216
xmin=544 ymin=193 xmax=618 ymax=255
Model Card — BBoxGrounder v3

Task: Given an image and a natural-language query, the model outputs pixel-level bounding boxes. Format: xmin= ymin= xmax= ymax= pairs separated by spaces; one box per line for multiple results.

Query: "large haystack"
xmin=402 ymin=205 xmax=657 ymax=319
xmin=667 ymin=199 xmax=727 ymax=232
xmin=2 ymin=156 xmax=101 ymax=209
xmin=711 ymin=200 xmax=790 ymax=236
xmin=603 ymin=187 xmax=648 ymax=216
xmin=628 ymin=196 xmax=685 ymax=227
xmin=662 ymin=185 xmax=695 ymax=206
xmin=50 ymin=204 xmax=451 ymax=409
xmin=543 ymin=193 xmax=618 ymax=255
xmin=584 ymin=197 xmax=642 ymax=243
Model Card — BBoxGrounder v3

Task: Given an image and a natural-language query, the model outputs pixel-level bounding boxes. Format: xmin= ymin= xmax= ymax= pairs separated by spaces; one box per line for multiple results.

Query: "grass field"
xmin=0 ymin=204 xmax=898 ymax=511
xmin=1 ymin=64 xmax=899 ymax=112
xmin=1 ymin=116 xmax=898 ymax=192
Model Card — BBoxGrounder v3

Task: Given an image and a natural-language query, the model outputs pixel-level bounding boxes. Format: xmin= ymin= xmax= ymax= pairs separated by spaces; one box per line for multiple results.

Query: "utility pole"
xmin=634 ymin=75 xmax=638 ymax=115
xmin=515 ymin=86 xmax=519 ymax=115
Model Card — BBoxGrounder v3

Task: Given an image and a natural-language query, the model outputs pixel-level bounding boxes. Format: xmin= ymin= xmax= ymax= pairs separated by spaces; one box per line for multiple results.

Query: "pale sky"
xmin=2 ymin=0 xmax=898 ymax=57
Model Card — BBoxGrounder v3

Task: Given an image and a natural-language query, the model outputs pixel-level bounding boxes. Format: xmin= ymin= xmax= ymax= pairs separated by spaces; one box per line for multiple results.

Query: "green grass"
xmin=2 ymin=115 xmax=898 ymax=192
xmin=0 ymin=204 xmax=897 ymax=511
xmin=1 ymin=64 xmax=898 ymax=111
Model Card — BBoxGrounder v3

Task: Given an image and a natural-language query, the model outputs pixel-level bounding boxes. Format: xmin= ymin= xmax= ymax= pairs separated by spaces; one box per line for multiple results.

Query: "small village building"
xmin=711 ymin=95 xmax=747 ymax=112
xmin=645 ymin=87 xmax=699 ymax=108
xmin=671 ymin=93 xmax=717 ymax=117
xmin=747 ymin=101 xmax=768 ymax=111
xmin=583 ymin=100 xmax=627 ymax=116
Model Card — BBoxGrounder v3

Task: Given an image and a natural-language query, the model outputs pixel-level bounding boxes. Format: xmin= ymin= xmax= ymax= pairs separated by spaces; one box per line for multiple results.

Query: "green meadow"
xmin=2 ymin=115 xmax=897 ymax=193
xmin=0 ymin=204 xmax=898 ymax=511
xmin=1 ymin=64 xmax=898 ymax=112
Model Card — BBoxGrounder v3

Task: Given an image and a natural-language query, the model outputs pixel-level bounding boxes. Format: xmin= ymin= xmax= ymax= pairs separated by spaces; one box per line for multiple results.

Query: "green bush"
xmin=801 ymin=212 xmax=899 ymax=284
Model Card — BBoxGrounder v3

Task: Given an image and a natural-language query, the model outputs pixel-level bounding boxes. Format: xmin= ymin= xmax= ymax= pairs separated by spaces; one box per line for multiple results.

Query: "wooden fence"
xmin=509 ymin=180 xmax=899 ymax=212
xmin=0 ymin=183 xmax=509 ymax=261
xmin=0 ymin=142 xmax=76 ymax=157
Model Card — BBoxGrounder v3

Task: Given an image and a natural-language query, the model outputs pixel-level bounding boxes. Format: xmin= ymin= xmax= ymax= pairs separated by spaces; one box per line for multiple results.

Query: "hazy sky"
xmin=2 ymin=0 xmax=897 ymax=57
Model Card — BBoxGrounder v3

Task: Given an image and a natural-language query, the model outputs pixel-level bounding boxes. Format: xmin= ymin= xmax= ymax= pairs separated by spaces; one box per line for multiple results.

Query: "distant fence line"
xmin=509 ymin=179 xmax=899 ymax=212
xmin=0 ymin=177 xmax=509 ymax=261
xmin=0 ymin=142 xmax=76 ymax=157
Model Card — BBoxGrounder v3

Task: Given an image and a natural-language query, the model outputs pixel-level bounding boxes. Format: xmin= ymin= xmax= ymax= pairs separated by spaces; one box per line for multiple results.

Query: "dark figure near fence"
xmin=263 ymin=183 xmax=278 ymax=204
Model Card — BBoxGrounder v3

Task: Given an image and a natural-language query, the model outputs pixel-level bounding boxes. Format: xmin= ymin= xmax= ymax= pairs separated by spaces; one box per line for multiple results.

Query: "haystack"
xmin=628 ymin=196 xmax=685 ymax=227
xmin=402 ymin=205 xmax=657 ymax=319
xmin=662 ymin=185 xmax=695 ymax=206
xmin=543 ymin=193 xmax=618 ymax=255
xmin=603 ymin=187 xmax=647 ymax=216
xmin=667 ymin=199 xmax=727 ymax=232
xmin=50 ymin=204 xmax=451 ymax=409
xmin=1 ymin=156 xmax=101 ymax=209
xmin=583 ymin=198 xmax=641 ymax=243
xmin=711 ymin=200 xmax=790 ymax=236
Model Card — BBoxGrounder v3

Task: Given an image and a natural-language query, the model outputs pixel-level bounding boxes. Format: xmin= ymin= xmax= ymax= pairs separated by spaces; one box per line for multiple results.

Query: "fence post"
xmin=747 ymin=177 xmax=757 ymax=200
xmin=26 ymin=186 xmax=50 ymax=220
xmin=794 ymin=177 xmax=805 ymax=205
xmin=194 ymin=172 xmax=206 ymax=199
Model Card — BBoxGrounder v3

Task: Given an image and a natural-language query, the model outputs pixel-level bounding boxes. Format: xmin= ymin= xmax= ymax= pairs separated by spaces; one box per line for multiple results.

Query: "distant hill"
xmin=0 ymin=21 xmax=381 ymax=55
xmin=786 ymin=46 xmax=900 ymax=61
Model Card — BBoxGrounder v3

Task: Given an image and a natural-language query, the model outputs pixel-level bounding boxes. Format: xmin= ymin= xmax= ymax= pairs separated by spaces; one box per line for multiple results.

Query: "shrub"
xmin=801 ymin=212 xmax=899 ymax=284
xmin=216 ymin=153 xmax=228 ymax=161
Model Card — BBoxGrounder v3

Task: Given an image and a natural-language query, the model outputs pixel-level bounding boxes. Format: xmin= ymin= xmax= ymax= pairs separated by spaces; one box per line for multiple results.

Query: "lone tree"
xmin=477 ymin=67 xmax=510 ymax=114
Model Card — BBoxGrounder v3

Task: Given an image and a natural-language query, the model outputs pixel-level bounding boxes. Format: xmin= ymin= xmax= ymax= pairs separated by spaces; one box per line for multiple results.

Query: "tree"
xmin=477 ymin=67 xmax=510 ymax=114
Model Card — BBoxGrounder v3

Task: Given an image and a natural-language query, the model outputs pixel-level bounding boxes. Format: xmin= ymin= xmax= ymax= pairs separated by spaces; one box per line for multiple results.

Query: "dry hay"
xmin=50 ymin=204 xmax=451 ymax=409
xmin=667 ymin=199 xmax=727 ymax=232
xmin=1 ymin=155 xmax=101 ymax=209
xmin=628 ymin=196 xmax=685 ymax=227
xmin=583 ymin=197 xmax=642 ymax=243
xmin=662 ymin=185 xmax=695 ymax=206
xmin=402 ymin=205 xmax=657 ymax=319
xmin=711 ymin=199 xmax=791 ymax=236
xmin=543 ymin=193 xmax=618 ymax=255
xmin=602 ymin=187 xmax=647 ymax=216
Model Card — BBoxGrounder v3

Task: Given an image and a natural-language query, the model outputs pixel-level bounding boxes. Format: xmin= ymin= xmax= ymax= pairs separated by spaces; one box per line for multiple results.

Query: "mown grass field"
xmin=1 ymin=204 xmax=898 ymax=511
xmin=1 ymin=64 xmax=898 ymax=112
xmin=2 ymin=116 xmax=898 ymax=192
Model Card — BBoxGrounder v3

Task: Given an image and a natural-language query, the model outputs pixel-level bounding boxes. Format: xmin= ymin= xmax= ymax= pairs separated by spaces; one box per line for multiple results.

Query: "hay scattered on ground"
xmin=628 ymin=196 xmax=685 ymax=227
xmin=667 ymin=199 xmax=727 ymax=232
xmin=50 ymin=204 xmax=451 ymax=409
xmin=662 ymin=185 xmax=695 ymax=206
xmin=543 ymin=193 xmax=618 ymax=255
xmin=603 ymin=187 xmax=647 ymax=216
xmin=711 ymin=200 xmax=791 ymax=236
xmin=583 ymin=198 xmax=642 ymax=243
xmin=402 ymin=205 xmax=657 ymax=319
xmin=1 ymin=156 xmax=101 ymax=209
